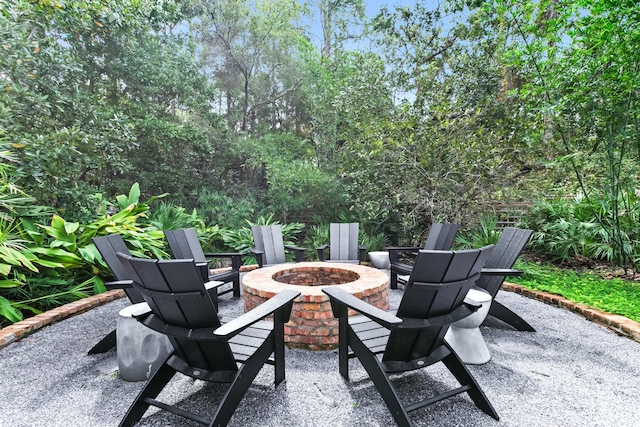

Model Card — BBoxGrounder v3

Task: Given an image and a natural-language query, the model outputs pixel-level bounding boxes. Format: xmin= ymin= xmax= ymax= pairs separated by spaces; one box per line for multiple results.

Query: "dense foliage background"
xmin=1 ymin=0 xmax=638 ymax=324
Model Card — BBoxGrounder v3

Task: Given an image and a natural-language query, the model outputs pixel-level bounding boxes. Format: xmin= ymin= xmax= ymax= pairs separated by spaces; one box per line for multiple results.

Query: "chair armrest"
xmin=250 ymin=248 xmax=265 ymax=267
xmin=358 ymin=245 xmax=367 ymax=262
xmin=386 ymin=246 xmax=420 ymax=262
xmin=105 ymin=280 xmax=135 ymax=290
xmin=316 ymin=244 xmax=329 ymax=261
xmin=481 ymin=268 xmax=523 ymax=277
xmin=323 ymin=287 xmax=402 ymax=330
xmin=285 ymin=245 xmax=306 ymax=262
xmin=204 ymin=281 xmax=226 ymax=291
xmin=215 ymin=289 xmax=301 ymax=338
xmin=390 ymin=262 xmax=413 ymax=275
xmin=398 ymin=302 xmax=481 ymax=330
xmin=204 ymin=252 xmax=243 ymax=269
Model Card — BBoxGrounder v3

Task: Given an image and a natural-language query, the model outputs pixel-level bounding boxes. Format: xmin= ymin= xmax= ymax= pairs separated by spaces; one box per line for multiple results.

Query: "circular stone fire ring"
xmin=242 ymin=262 xmax=389 ymax=350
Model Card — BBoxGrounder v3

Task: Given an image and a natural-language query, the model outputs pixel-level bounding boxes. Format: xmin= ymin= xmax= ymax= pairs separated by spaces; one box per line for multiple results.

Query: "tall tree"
xmin=352 ymin=0 xmax=541 ymax=241
xmin=194 ymin=0 xmax=306 ymax=132
xmin=1 ymin=0 xmax=219 ymax=219
xmin=494 ymin=0 xmax=640 ymax=268
xmin=313 ymin=0 xmax=365 ymax=58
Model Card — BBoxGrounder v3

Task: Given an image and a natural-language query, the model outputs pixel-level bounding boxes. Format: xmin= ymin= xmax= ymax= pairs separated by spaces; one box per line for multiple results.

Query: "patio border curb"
xmin=0 ymin=265 xmax=260 ymax=351
xmin=1 ymin=275 xmax=638 ymax=350
xmin=0 ymin=289 xmax=126 ymax=350
xmin=502 ymin=282 xmax=640 ymax=343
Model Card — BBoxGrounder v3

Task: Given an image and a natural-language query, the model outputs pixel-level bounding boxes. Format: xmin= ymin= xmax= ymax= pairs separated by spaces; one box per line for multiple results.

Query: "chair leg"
xmin=442 ymin=351 xmax=499 ymax=420
xmin=338 ymin=317 xmax=350 ymax=380
xmin=273 ymin=323 xmax=285 ymax=385
xmin=488 ymin=300 xmax=536 ymax=332
xmin=209 ymin=339 xmax=275 ymax=427
xmin=88 ymin=329 xmax=117 ymax=354
xmin=347 ymin=330 xmax=412 ymax=427
xmin=119 ymin=361 xmax=178 ymax=427
xmin=232 ymin=276 xmax=241 ymax=298
xmin=211 ymin=291 xmax=219 ymax=312
xmin=390 ymin=271 xmax=398 ymax=290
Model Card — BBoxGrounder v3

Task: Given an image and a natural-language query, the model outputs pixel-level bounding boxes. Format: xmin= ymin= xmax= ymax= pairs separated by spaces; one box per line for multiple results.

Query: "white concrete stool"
xmin=444 ymin=287 xmax=493 ymax=365
xmin=117 ymin=302 xmax=173 ymax=382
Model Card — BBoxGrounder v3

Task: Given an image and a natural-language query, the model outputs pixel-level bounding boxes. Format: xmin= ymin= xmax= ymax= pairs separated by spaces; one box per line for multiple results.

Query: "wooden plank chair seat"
xmin=324 ymin=246 xmax=499 ymax=426
xmin=116 ymin=253 xmax=299 ymax=427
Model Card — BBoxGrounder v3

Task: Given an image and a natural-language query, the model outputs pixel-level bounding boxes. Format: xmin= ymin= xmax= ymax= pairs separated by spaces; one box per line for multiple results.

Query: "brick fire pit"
xmin=242 ymin=262 xmax=389 ymax=350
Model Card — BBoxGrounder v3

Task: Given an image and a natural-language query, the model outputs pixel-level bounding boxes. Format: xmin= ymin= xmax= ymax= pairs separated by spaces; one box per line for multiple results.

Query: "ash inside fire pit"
xmin=273 ymin=267 xmax=359 ymax=286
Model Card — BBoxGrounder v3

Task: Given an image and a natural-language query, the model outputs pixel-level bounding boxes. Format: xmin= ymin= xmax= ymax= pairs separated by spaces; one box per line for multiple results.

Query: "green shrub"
xmin=0 ymin=183 xmax=167 ymax=326
xmin=303 ymin=223 xmax=330 ymax=260
xmin=195 ymin=190 xmax=256 ymax=230
xmin=521 ymin=195 xmax=637 ymax=266
xmin=147 ymin=202 xmax=198 ymax=231
xmin=455 ymin=215 xmax=501 ymax=249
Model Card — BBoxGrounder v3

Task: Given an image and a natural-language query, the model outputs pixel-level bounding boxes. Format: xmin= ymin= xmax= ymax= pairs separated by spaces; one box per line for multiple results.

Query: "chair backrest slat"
xmin=164 ymin=228 xmax=207 ymax=264
xmin=252 ymin=225 xmax=287 ymax=265
xmin=385 ymin=245 xmax=494 ymax=362
xmin=477 ymin=228 xmax=532 ymax=297
xmin=423 ymin=223 xmax=459 ymax=250
xmin=329 ymin=223 xmax=359 ymax=262
xmin=119 ymin=254 xmax=237 ymax=372
xmin=93 ymin=234 xmax=144 ymax=303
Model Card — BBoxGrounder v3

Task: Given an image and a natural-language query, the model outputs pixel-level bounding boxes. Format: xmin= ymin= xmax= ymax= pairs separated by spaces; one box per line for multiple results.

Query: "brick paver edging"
xmin=1 ymin=273 xmax=638 ymax=350
xmin=0 ymin=265 xmax=259 ymax=350
xmin=0 ymin=289 xmax=126 ymax=349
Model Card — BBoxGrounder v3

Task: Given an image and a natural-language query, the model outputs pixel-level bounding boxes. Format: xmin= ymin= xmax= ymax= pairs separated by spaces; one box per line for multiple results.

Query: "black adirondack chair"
xmin=476 ymin=227 xmax=535 ymax=332
xmin=164 ymin=228 xmax=242 ymax=298
xmin=323 ymin=246 xmax=499 ymax=426
xmin=250 ymin=224 xmax=305 ymax=267
xmin=89 ymin=234 xmax=226 ymax=355
xmin=116 ymin=253 xmax=300 ymax=427
xmin=316 ymin=222 xmax=367 ymax=264
xmin=87 ymin=234 xmax=146 ymax=354
xmin=388 ymin=223 xmax=460 ymax=289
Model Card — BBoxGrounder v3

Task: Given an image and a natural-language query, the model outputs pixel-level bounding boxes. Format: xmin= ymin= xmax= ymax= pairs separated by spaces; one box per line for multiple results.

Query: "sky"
xmin=304 ymin=1 xmax=422 ymax=50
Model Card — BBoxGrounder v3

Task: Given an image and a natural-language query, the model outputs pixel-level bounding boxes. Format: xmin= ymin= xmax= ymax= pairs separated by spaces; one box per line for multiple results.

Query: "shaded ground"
xmin=0 ymin=280 xmax=639 ymax=427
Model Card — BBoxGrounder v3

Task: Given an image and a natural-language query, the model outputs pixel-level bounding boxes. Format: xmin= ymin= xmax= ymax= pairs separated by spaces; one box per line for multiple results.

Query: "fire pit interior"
xmin=273 ymin=267 xmax=360 ymax=286
xmin=243 ymin=262 xmax=389 ymax=350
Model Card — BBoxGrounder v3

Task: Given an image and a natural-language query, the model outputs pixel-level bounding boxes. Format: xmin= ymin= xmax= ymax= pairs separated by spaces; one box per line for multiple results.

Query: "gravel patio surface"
xmin=1 ymin=274 xmax=639 ymax=427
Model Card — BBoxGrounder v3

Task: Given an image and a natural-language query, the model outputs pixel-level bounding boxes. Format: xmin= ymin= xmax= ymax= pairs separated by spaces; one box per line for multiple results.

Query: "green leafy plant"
xmin=521 ymin=196 xmax=636 ymax=266
xmin=359 ymin=231 xmax=390 ymax=253
xmin=147 ymin=202 xmax=198 ymax=231
xmin=456 ymin=215 xmax=501 ymax=249
xmin=303 ymin=223 xmax=330 ymax=261
xmin=0 ymin=182 xmax=168 ymax=326
xmin=195 ymin=190 xmax=255 ymax=230
xmin=511 ymin=261 xmax=640 ymax=323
